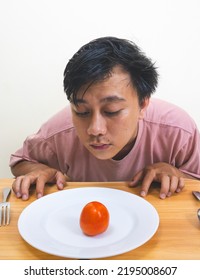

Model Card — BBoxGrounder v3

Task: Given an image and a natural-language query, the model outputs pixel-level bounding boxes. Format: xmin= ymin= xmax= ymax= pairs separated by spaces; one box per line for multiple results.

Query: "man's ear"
xmin=139 ymin=98 xmax=150 ymax=119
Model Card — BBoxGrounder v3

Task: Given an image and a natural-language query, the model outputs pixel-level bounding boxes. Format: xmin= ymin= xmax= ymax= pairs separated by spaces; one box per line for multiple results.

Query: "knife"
xmin=192 ymin=191 xmax=200 ymax=201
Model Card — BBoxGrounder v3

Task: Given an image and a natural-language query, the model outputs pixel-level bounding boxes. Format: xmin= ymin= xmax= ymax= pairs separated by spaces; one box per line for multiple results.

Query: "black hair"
xmin=63 ymin=36 xmax=158 ymax=104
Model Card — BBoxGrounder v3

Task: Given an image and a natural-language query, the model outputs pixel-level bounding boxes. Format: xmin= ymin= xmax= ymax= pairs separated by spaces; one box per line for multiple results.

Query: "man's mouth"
xmin=89 ymin=143 xmax=111 ymax=150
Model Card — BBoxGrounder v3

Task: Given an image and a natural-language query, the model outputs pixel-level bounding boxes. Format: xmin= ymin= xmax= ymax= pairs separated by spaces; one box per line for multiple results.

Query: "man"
xmin=10 ymin=37 xmax=200 ymax=200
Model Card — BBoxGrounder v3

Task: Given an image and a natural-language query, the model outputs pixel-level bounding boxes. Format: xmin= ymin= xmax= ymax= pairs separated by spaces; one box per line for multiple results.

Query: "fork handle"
xmin=3 ymin=187 xmax=11 ymax=202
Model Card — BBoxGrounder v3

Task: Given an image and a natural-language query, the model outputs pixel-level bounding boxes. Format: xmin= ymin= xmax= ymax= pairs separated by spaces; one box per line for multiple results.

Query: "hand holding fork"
xmin=0 ymin=187 xmax=11 ymax=226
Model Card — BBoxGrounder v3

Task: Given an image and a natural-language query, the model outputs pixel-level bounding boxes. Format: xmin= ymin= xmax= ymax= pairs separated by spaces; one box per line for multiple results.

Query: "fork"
xmin=0 ymin=187 xmax=11 ymax=226
xmin=192 ymin=191 xmax=200 ymax=222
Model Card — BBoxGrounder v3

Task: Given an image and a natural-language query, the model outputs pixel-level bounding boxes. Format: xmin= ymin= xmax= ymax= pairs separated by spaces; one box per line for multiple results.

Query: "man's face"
xmin=71 ymin=66 xmax=149 ymax=160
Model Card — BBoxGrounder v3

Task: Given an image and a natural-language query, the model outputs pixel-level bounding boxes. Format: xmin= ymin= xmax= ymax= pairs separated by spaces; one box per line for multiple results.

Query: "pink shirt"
xmin=10 ymin=98 xmax=200 ymax=180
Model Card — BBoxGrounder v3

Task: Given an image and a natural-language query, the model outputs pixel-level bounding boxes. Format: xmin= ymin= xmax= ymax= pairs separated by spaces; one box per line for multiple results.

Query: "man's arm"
xmin=11 ymin=161 xmax=69 ymax=200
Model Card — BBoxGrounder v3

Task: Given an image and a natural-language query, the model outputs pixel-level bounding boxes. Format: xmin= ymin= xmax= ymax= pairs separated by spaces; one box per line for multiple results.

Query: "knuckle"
xmin=144 ymin=166 xmax=156 ymax=177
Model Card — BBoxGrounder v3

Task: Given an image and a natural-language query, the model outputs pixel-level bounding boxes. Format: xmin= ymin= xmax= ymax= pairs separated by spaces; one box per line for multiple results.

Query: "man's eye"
xmin=104 ymin=110 xmax=121 ymax=116
xmin=75 ymin=111 xmax=90 ymax=117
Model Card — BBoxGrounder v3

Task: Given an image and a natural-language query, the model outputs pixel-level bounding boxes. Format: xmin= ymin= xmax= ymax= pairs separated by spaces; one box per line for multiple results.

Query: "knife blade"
xmin=192 ymin=191 xmax=200 ymax=201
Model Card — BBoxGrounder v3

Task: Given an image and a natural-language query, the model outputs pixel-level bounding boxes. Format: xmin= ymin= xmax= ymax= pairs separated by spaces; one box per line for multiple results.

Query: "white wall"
xmin=0 ymin=0 xmax=200 ymax=177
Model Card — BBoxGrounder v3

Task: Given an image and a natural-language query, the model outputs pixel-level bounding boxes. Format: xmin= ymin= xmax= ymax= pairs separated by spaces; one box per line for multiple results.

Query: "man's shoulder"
xmin=39 ymin=105 xmax=75 ymax=139
xmin=145 ymin=98 xmax=197 ymax=133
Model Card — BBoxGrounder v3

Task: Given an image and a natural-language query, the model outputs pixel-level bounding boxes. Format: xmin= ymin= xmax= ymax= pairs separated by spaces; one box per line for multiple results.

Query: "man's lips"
xmin=89 ymin=143 xmax=111 ymax=150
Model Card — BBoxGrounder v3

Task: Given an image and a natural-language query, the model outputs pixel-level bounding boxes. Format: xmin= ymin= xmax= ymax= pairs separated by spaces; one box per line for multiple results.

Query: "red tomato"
xmin=80 ymin=201 xmax=110 ymax=236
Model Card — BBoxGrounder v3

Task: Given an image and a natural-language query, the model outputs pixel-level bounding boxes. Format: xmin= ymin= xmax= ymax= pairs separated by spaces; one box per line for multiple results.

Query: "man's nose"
xmin=87 ymin=113 xmax=107 ymax=136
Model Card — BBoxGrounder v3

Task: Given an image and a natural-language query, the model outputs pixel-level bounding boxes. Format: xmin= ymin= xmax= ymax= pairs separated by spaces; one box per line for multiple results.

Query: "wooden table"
xmin=0 ymin=178 xmax=200 ymax=260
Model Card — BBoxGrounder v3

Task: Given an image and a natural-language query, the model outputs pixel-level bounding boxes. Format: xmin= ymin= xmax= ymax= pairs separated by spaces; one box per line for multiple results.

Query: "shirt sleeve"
xmin=9 ymin=132 xmax=60 ymax=171
xmin=178 ymin=127 xmax=200 ymax=179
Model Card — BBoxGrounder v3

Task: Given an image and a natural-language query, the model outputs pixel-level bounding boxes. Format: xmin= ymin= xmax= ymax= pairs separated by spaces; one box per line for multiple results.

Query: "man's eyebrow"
xmin=100 ymin=96 xmax=126 ymax=103
xmin=75 ymin=96 xmax=126 ymax=104
xmin=74 ymin=99 xmax=87 ymax=104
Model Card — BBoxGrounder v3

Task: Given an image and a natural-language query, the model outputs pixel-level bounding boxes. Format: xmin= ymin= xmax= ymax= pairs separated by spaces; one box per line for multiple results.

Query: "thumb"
xmin=129 ymin=171 xmax=143 ymax=187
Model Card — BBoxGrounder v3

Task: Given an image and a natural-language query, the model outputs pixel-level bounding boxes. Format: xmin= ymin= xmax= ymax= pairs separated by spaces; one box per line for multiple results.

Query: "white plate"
xmin=18 ymin=187 xmax=159 ymax=259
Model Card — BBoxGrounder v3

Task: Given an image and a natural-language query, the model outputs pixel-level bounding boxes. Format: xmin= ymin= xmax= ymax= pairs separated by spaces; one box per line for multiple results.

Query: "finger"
xmin=140 ymin=170 xmax=155 ymax=197
xmin=35 ymin=175 xmax=47 ymax=198
xmin=160 ymin=175 xmax=170 ymax=199
xmin=12 ymin=176 xmax=24 ymax=198
xmin=167 ymin=176 xmax=178 ymax=197
xmin=129 ymin=170 xmax=144 ymax=187
xmin=20 ymin=175 xmax=36 ymax=200
xmin=55 ymin=171 xmax=68 ymax=190
xmin=176 ymin=177 xmax=185 ymax=193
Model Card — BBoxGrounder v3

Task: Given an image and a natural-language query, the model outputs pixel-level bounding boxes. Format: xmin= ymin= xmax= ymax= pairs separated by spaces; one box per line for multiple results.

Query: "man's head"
xmin=63 ymin=37 xmax=158 ymax=160
xmin=63 ymin=36 xmax=158 ymax=105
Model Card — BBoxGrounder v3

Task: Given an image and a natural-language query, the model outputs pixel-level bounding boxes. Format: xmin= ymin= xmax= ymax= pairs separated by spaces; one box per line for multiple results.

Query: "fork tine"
xmin=3 ymin=205 xmax=6 ymax=226
xmin=0 ymin=187 xmax=11 ymax=226
xmin=0 ymin=204 xmax=10 ymax=226
xmin=6 ymin=203 xmax=10 ymax=225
